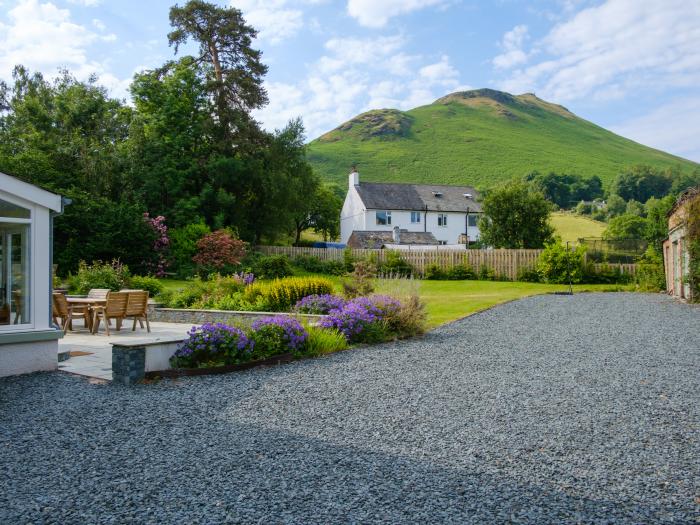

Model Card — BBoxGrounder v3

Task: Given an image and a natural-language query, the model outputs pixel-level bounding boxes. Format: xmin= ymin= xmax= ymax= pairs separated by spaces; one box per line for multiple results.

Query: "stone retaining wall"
xmin=147 ymin=306 xmax=325 ymax=326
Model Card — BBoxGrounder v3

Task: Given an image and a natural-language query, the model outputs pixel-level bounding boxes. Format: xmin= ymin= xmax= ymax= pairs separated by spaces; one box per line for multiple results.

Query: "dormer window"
xmin=432 ymin=191 xmax=443 ymax=198
xmin=463 ymin=193 xmax=473 ymax=199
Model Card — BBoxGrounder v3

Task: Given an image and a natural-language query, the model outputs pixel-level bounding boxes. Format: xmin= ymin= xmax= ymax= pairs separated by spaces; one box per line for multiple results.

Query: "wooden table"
xmin=65 ymin=297 xmax=106 ymax=333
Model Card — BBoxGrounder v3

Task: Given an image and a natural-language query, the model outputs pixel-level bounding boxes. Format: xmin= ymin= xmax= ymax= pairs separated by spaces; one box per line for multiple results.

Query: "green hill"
xmin=307 ymin=89 xmax=698 ymax=189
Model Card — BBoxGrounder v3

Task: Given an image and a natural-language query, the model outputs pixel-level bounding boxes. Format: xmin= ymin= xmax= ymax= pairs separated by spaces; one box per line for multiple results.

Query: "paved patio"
xmin=57 ymin=321 xmax=195 ymax=380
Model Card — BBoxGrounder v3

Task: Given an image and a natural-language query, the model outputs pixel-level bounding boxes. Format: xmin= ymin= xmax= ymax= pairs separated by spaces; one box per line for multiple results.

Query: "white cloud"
xmin=492 ymin=25 xmax=529 ymax=70
xmin=67 ymin=0 xmax=100 ymax=6
xmin=254 ymin=33 xmax=467 ymax=139
xmin=346 ymin=0 xmax=448 ymax=28
xmin=0 ymin=0 xmax=128 ymax=97
xmin=494 ymin=0 xmax=700 ymax=102
xmin=233 ymin=0 xmax=303 ymax=44
xmin=610 ymin=97 xmax=700 ymax=162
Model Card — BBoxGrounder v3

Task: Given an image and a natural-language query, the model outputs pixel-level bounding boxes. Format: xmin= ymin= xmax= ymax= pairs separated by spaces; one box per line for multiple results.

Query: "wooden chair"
xmin=0 ymin=303 xmax=9 ymax=325
xmin=52 ymin=293 xmax=89 ymax=331
xmin=87 ymin=289 xmax=110 ymax=299
xmin=91 ymin=291 xmax=128 ymax=335
xmin=124 ymin=290 xmax=150 ymax=332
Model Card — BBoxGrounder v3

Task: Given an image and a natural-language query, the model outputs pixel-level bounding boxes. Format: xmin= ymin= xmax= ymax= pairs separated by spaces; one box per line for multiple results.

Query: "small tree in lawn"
xmin=479 ymin=181 xmax=554 ymax=249
xmin=192 ymin=229 xmax=246 ymax=277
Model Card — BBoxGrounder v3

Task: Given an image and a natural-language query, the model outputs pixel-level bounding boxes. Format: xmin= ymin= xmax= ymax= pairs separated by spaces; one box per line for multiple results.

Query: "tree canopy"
xmin=479 ymin=181 xmax=554 ymax=249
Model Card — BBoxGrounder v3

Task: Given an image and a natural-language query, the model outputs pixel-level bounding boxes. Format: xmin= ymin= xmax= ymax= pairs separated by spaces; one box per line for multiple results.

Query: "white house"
xmin=0 ymin=172 xmax=64 ymax=377
xmin=340 ymin=169 xmax=483 ymax=246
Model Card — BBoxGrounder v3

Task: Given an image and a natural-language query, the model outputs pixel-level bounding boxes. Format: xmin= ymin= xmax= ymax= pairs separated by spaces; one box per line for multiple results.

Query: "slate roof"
xmin=354 ymin=182 xmax=481 ymax=213
xmin=347 ymin=230 xmax=438 ymax=249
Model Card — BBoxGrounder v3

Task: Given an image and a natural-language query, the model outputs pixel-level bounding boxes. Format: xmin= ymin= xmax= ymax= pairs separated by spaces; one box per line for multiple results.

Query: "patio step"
xmin=57 ymin=350 xmax=71 ymax=362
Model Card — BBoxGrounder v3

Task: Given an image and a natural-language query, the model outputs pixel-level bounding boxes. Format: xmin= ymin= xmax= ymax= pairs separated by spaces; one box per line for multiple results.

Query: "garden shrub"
xmin=170 ymin=323 xmax=253 ymax=368
xmin=477 ymin=265 xmax=496 ymax=281
xmin=304 ymin=326 xmax=348 ymax=357
xmin=582 ymin=264 xmax=633 ymax=285
xmin=250 ymin=317 xmax=308 ymax=358
xmin=252 ymin=255 xmax=293 ymax=279
xmin=320 ymin=296 xmax=389 ymax=344
xmin=517 ymin=266 xmax=541 ymax=283
xmin=294 ymin=294 xmax=346 ymax=314
xmin=343 ymin=248 xmax=355 ymax=272
xmin=193 ymin=229 xmax=247 ymax=277
xmin=446 ymin=264 xmax=476 ymax=280
xmin=169 ymin=222 xmax=210 ymax=278
xmin=381 ymin=294 xmax=427 ymax=338
xmin=343 ymin=260 xmax=376 ymax=298
xmin=130 ymin=275 xmax=164 ymax=297
xmin=244 ymin=276 xmax=334 ymax=311
xmin=537 ymin=241 xmax=586 ymax=284
xmin=166 ymin=274 xmax=250 ymax=309
xmin=293 ymin=255 xmax=346 ymax=275
xmin=424 ymin=264 xmax=446 ymax=280
xmin=379 ymin=250 xmax=413 ymax=277
xmin=67 ymin=260 xmax=131 ymax=294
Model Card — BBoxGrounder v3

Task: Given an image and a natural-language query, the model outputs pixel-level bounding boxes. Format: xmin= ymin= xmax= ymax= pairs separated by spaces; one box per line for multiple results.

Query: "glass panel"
xmin=0 ymin=198 xmax=30 ymax=219
xmin=376 ymin=211 xmax=391 ymax=225
xmin=0 ymin=223 xmax=31 ymax=327
xmin=411 ymin=212 xmax=421 ymax=223
xmin=468 ymin=214 xmax=478 ymax=227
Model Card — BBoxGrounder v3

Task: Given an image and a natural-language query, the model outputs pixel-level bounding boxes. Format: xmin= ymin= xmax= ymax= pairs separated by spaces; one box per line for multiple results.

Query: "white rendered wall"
xmin=361 ymin=210 xmax=481 ymax=244
xmin=340 ymin=185 xmax=366 ymax=244
xmin=0 ymin=340 xmax=57 ymax=377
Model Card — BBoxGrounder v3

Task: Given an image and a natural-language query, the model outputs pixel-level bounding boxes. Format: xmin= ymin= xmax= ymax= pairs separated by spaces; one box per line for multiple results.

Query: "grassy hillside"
xmin=550 ymin=212 xmax=606 ymax=244
xmin=308 ymin=89 xmax=698 ymax=189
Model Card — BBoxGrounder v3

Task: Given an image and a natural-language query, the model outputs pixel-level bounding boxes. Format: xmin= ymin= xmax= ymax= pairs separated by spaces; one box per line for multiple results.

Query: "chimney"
xmin=349 ymin=165 xmax=359 ymax=187
xmin=392 ymin=226 xmax=401 ymax=244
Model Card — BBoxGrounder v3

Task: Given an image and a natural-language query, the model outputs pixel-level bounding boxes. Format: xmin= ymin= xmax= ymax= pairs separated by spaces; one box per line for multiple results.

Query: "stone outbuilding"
xmin=346 ymin=227 xmax=439 ymax=249
xmin=663 ymin=186 xmax=699 ymax=301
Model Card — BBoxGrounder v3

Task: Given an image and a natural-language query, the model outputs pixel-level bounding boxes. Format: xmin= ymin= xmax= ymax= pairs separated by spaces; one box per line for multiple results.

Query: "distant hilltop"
xmin=307 ymin=88 xmax=698 ymax=189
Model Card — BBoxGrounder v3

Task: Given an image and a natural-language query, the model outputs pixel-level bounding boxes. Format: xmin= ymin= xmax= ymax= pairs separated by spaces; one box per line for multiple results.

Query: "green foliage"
xmin=525 ymin=171 xmax=603 ymax=208
xmin=193 ymin=229 xmax=247 ymax=277
xmin=166 ymin=274 xmax=246 ymax=309
xmin=517 ymin=266 xmax=541 ymax=282
xmin=603 ymin=214 xmax=648 ymax=240
xmin=625 ymin=200 xmax=645 ymax=217
xmin=446 ymin=264 xmax=476 ymax=280
xmin=130 ymin=276 xmax=165 ymax=297
xmin=644 ymin=195 xmax=676 ymax=251
xmin=479 ymin=180 xmax=554 ymax=248
xmin=610 ymin=165 xmax=672 ymax=203
xmin=243 ymin=277 xmax=334 ymax=311
xmin=478 ymin=265 xmax=496 ymax=281
xmin=169 ymin=222 xmax=211 ymax=278
xmin=383 ymin=295 xmax=427 ymax=338
xmin=379 ymin=251 xmax=413 ymax=277
xmin=342 ymin=260 xmax=377 ymax=298
xmin=605 ymin=194 xmax=627 ymax=218
xmin=424 ymin=264 xmax=446 ymax=280
xmin=686 ymin=196 xmax=700 ymax=302
xmin=292 ymin=255 xmax=347 ymax=275
xmin=304 ymin=326 xmax=349 ymax=357
xmin=252 ymin=255 xmax=294 ymax=279
xmin=537 ymin=241 xmax=586 ymax=284
xmin=307 ymin=90 xmax=698 ymax=189
xmin=635 ymin=247 xmax=666 ymax=291
xmin=582 ymin=264 xmax=633 ymax=285
xmin=67 ymin=261 xmax=131 ymax=294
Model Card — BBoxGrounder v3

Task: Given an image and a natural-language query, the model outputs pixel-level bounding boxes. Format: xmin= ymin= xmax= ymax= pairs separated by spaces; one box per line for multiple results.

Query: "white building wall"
xmin=340 ymin=185 xmax=367 ymax=244
xmin=360 ymin=209 xmax=481 ymax=244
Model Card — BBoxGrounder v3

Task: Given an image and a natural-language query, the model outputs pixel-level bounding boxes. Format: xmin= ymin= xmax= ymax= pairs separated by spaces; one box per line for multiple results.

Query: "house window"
xmin=0 ymin=198 xmax=31 ymax=328
xmin=410 ymin=211 xmax=421 ymax=223
xmin=438 ymin=240 xmax=447 ymax=245
xmin=468 ymin=214 xmax=478 ymax=227
xmin=375 ymin=211 xmax=391 ymax=225
xmin=438 ymin=213 xmax=448 ymax=227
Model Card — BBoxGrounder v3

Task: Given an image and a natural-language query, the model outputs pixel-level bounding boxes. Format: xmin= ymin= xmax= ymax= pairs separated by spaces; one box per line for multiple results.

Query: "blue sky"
xmin=1 ymin=0 xmax=699 ymax=161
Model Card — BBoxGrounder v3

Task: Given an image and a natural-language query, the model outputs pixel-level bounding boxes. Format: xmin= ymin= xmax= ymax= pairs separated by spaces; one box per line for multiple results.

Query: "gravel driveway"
xmin=1 ymin=293 xmax=698 ymax=524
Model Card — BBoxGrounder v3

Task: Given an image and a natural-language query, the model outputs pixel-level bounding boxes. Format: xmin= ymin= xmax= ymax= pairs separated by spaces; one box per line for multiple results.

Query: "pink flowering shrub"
xmin=143 ymin=213 xmax=170 ymax=277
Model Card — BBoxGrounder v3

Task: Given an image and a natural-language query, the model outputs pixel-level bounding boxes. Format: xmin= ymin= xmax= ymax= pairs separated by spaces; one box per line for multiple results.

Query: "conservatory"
xmin=0 ymin=172 xmax=64 ymax=377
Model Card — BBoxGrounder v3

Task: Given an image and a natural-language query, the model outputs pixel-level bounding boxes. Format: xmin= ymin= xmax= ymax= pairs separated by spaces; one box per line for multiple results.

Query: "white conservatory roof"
xmin=0 ymin=172 xmax=62 ymax=212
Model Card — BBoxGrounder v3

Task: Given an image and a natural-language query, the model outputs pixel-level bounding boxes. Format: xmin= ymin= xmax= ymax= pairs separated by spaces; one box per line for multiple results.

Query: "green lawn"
xmin=550 ymin=212 xmax=606 ymax=244
xmin=159 ymin=276 xmax=633 ymax=330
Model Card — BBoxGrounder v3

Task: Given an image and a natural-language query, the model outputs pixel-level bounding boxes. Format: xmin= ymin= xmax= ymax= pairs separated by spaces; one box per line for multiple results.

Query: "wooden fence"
xmin=257 ymin=245 xmax=638 ymax=280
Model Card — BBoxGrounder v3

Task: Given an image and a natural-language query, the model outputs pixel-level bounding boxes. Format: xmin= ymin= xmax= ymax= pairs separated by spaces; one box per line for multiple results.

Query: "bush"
xmin=165 ymin=274 xmax=249 ymax=309
xmin=293 ymin=255 xmax=346 ymax=276
xmin=477 ymin=265 xmax=496 ymax=281
xmin=250 ymin=317 xmax=308 ymax=358
xmin=379 ymin=251 xmax=413 ymax=277
xmin=169 ymin=222 xmax=210 ymax=278
xmin=381 ymin=294 xmax=427 ymax=338
xmin=67 ymin=260 xmax=131 ymax=294
xmin=170 ymin=323 xmax=253 ymax=368
xmin=517 ymin=266 xmax=541 ymax=283
xmin=424 ymin=264 xmax=446 ymax=280
xmin=320 ymin=296 xmax=389 ymax=344
xmin=244 ymin=276 xmax=334 ymax=311
xmin=582 ymin=264 xmax=634 ymax=285
xmin=193 ymin=229 xmax=247 ymax=277
xmin=537 ymin=241 xmax=586 ymax=284
xmin=446 ymin=264 xmax=476 ymax=280
xmin=304 ymin=325 xmax=348 ymax=357
xmin=294 ymin=294 xmax=346 ymax=314
xmin=130 ymin=275 xmax=164 ymax=297
xmin=252 ymin=255 xmax=293 ymax=279
xmin=342 ymin=260 xmax=376 ymax=298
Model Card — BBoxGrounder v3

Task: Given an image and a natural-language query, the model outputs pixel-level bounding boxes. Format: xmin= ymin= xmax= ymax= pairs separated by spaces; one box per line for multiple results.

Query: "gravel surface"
xmin=1 ymin=293 xmax=698 ymax=524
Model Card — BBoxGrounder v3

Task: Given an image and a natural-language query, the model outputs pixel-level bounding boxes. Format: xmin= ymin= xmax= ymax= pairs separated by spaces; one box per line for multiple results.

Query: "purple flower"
xmin=251 ymin=316 xmax=309 ymax=353
xmin=172 ymin=322 xmax=252 ymax=367
xmin=294 ymin=294 xmax=346 ymax=315
xmin=320 ymin=295 xmax=402 ymax=343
